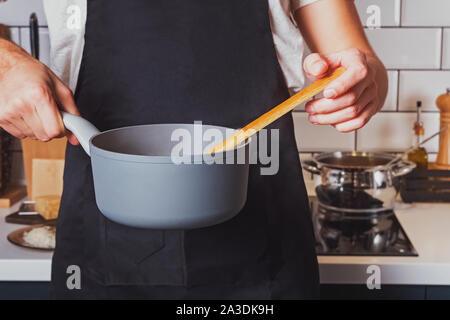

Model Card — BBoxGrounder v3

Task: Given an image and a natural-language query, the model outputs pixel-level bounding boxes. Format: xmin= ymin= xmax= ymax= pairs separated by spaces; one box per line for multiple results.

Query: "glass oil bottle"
xmin=407 ymin=101 xmax=428 ymax=169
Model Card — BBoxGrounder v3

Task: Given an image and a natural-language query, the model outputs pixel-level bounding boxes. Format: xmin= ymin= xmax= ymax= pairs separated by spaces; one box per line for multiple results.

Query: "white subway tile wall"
xmin=443 ymin=29 xmax=450 ymax=70
xmin=365 ymin=28 xmax=442 ymax=69
xmin=9 ymin=27 xmax=20 ymax=44
xmin=428 ymin=153 xmax=438 ymax=163
xmin=1 ymin=0 xmax=450 ymax=185
xmin=399 ymin=71 xmax=450 ymax=111
xmin=0 ymin=0 xmax=47 ymax=26
xmin=354 ymin=0 xmax=401 ymax=27
xmin=356 ymin=113 xmax=440 ymax=152
xmin=293 ymin=113 xmax=356 ymax=152
xmin=383 ymin=70 xmax=398 ymax=111
xmin=401 ymin=0 xmax=450 ymax=27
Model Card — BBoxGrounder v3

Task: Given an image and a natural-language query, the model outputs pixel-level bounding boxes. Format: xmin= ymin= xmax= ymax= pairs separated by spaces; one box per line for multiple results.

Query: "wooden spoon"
xmin=207 ymin=67 xmax=346 ymax=154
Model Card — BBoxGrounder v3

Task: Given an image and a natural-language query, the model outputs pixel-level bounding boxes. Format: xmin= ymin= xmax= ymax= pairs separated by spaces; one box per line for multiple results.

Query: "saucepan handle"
xmin=301 ymin=160 xmax=321 ymax=175
xmin=391 ymin=160 xmax=416 ymax=177
xmin=61 ymin=111 xmax=100 ymax=156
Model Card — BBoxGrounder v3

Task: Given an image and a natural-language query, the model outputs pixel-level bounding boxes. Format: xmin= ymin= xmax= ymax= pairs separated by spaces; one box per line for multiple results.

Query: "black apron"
xmin=50 ymin=0 xmax=319 ymax=299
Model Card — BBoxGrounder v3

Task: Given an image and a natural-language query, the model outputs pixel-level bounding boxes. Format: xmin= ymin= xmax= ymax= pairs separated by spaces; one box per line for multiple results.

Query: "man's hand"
xmin=303 ymin=48 xmax=386 ymax=133
xmin=0 ymin=39 xmax=79 ymax=144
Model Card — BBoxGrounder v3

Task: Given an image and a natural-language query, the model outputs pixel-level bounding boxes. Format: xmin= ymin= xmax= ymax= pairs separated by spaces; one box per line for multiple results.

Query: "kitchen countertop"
xmin=0 ymin=199 xmax=52 ymax=281
xmin=1 ymin=188 xmax=450 ymax=285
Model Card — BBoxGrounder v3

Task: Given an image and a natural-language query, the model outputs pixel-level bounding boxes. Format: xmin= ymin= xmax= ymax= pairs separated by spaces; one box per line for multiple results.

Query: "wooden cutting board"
xmin=21 ymin=138 xmax=67 ymax=200
xmin=0 ymin=185 xmax=27 ymax=208
xmin=31 ymin=158 xmax=65 ymax=200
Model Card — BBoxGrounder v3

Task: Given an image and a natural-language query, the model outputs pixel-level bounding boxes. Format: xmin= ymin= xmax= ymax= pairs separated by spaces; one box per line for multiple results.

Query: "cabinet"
xmin=320 ymin=284 xmax=450 ymax=300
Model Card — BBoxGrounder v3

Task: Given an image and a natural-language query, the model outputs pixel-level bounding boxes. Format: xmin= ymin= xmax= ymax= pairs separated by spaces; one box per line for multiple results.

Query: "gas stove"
xmin=310 ymin=197 xmax=418 ymax=257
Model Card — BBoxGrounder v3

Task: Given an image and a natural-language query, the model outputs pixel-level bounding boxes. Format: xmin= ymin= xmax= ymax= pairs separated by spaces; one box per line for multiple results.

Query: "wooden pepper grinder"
xmin=434 ymin=88 xmax=450 ymax=170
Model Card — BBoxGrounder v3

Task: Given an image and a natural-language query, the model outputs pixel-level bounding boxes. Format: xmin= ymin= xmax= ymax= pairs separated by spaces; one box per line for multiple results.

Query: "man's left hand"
xmin=303 ymin=48 xmax=385 ymax=133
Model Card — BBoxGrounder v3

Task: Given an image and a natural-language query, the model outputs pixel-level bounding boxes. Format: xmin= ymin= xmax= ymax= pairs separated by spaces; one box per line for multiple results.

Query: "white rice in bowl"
xmin=23 ymin=226 xmax=56 ymax=249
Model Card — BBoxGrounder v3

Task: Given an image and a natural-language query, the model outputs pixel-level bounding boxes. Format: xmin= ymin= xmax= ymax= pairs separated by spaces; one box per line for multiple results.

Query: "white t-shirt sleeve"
xmin=269 ymin=0 xmax=317 ymax=94
xmin=43 ymin=0 xmax=86 ymax=92
xmin=291 ymin=0 xmax=320 ymax=11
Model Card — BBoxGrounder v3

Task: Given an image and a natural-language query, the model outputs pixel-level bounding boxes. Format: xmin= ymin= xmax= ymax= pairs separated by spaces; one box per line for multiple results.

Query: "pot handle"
xmin=61 ymin=112 xmax=100 ymax=157
xmin=301 ymin=160 xmax=321 ymax=175
xmin=391 ymin=160 xmax=416 ymax=177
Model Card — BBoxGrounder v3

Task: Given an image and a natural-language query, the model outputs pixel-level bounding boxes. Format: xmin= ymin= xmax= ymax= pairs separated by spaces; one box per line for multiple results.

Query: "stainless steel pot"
xmin=303 ymin=151 xmax=416 ymax=213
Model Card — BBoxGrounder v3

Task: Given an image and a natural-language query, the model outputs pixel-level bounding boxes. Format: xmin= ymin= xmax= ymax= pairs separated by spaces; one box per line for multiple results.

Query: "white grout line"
xmin=440 ymin=27 xmax=445 ymax=69
xmin=396 ymin=69 xmax=400 ymax=112
xmin=396 ymin=0 xmax=402 ymax=27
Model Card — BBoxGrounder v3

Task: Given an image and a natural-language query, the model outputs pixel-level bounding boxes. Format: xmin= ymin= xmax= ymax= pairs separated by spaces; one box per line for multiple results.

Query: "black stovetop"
xmin=310 ymin=198 xmax=418 ymax=257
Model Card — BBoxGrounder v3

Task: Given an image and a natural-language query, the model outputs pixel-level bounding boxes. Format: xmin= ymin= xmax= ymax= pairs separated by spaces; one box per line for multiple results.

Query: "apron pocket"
xmin=105 ymin=220 xmax=165 ymax=265
xmin=91 ymin=218 xmax=185 ymax=286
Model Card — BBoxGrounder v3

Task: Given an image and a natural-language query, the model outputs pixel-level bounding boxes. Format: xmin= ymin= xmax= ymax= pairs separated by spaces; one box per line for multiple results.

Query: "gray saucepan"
xmin=61 ymin=112 xmax=249 ymax=229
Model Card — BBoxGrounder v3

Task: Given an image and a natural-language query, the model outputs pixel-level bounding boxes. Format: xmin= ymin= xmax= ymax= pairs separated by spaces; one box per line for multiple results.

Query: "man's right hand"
xmin=0 ymin=39 xmax=79 ymax=145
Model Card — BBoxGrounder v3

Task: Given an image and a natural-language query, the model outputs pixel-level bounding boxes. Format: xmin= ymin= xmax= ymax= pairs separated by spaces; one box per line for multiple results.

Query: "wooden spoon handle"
xmin=208 ymin=66 xmax=346 ymax=154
